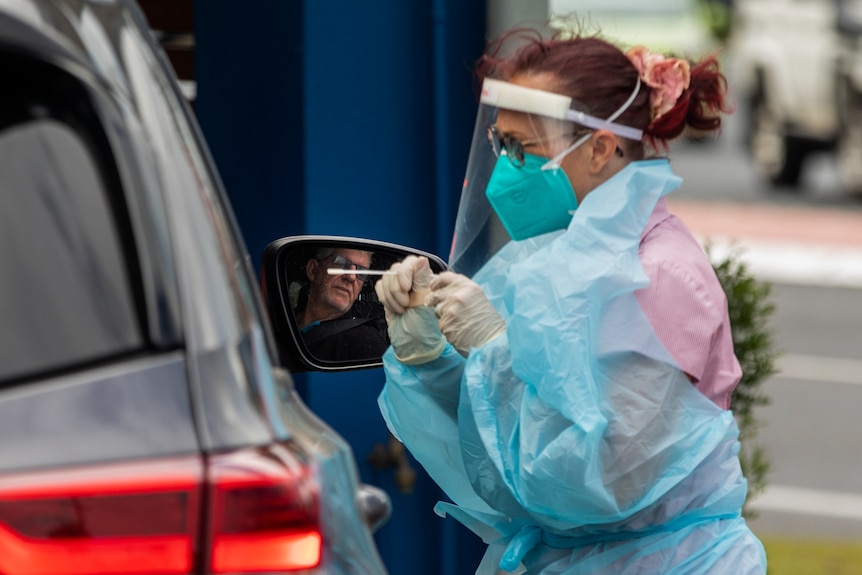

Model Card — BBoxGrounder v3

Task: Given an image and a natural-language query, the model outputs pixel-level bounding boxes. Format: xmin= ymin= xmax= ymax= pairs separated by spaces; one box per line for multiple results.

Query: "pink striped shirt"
xmin=636 ymin=198 xmax=742 ymax=410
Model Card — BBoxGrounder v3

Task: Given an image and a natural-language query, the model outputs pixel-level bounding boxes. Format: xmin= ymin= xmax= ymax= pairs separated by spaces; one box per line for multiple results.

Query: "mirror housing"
xmin=261 ymin=236 xmax=447 ymax=372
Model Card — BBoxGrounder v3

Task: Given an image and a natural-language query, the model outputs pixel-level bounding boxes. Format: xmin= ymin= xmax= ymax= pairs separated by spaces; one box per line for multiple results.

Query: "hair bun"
xmin=625 ymin=46 xmax=691 ymax=123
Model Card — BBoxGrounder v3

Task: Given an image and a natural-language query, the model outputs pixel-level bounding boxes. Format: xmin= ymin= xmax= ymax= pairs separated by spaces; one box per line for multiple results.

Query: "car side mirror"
xmin=260 ymin=236 xmax=448 ymax=372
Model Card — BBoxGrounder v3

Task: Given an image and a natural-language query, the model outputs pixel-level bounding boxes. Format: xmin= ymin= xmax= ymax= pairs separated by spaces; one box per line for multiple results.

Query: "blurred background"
xmin=141 ymin=0 xmax=862 ymax=572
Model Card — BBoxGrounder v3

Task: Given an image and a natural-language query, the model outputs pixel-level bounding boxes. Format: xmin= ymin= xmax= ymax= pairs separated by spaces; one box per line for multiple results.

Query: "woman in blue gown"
xmin=375 ymin=26 xmax=767 ymax=575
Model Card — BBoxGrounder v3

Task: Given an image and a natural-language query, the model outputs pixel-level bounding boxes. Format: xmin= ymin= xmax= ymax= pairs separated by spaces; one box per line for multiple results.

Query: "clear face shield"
xmin=448 ymin=78 xmax=643 ymax=277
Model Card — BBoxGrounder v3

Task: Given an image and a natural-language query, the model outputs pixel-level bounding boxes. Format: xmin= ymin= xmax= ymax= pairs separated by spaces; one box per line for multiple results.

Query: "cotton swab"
xmin=326 ymin=269 xmax=397 ymax=276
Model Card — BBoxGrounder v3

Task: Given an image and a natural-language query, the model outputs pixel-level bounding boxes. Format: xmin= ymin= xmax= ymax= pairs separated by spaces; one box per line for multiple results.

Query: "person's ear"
xmin=588 ymin=130 xmax=619 ymax=173
xmin=306 ymin=258 xmax=319 ymax=281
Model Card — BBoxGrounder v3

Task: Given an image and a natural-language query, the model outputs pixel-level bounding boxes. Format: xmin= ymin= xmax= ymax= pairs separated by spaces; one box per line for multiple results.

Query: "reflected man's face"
xmin=305 ymin=248 xmax=372 ymax=322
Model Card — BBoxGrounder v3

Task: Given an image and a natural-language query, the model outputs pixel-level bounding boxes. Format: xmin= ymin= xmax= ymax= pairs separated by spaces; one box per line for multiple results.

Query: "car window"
xmin=0 ymin=56 xmax=145 ymax=385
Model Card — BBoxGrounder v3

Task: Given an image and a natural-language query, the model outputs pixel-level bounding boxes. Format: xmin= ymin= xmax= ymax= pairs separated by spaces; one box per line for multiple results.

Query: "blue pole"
xmin=433 ymin=0 xmax=452 ymax=258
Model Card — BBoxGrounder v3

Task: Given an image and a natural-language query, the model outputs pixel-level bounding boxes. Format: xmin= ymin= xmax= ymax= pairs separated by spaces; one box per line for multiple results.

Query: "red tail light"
xmin=0 ymin=457 xmax=202 ymax=575
xmin=207 ymin=445 xmax=322 ymax=573
xmin=0 ymin=444 xmax=322 ymax=575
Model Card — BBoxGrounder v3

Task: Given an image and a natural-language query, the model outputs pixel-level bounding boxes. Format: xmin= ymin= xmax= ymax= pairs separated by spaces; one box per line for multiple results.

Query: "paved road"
xmin=665 ymin=126 xmax=862 ymax=540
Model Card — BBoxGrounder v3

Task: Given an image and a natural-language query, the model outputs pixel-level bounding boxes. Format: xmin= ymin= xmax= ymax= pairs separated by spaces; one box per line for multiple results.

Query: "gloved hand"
xmin=375 ymin=256 xmax=446 ymax=365
xmin=426 ymin=272 xmax=506 ymax=356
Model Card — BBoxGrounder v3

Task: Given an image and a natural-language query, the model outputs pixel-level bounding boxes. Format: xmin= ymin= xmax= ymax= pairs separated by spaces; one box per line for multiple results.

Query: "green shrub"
xmin=710 ymin=246 xmax=780 ymax=516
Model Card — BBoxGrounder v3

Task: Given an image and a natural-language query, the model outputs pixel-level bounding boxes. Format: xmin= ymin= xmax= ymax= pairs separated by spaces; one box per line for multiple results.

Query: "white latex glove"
xmin=426 ymin=272 xmax=506 ymax=356
xmin=375 ymin=256 xmax=446 ymax=365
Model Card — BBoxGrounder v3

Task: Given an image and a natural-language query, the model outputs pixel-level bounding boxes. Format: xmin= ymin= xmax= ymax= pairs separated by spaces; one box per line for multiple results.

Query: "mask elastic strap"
xmin=608 ymin=77 xmax=641 ymax=123
xmin=542 ymin=78 xmax=642 ymax=171
xmin=541 ymin=132 xmax=592 ymax=171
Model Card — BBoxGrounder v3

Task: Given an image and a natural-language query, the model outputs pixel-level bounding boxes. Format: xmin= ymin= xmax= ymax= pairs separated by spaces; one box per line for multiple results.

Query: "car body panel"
xmin=0 ymin=354 xmax=198 ymax=472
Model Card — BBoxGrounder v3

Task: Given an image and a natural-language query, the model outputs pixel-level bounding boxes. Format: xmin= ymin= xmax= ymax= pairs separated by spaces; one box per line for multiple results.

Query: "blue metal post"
xmin=194 ymin=1 xmax=306 ymax=270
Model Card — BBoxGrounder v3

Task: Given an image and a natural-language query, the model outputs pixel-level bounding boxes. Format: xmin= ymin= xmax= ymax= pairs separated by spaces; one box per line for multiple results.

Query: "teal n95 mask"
xmin=484 ymin=132 xmax=590 ymax=241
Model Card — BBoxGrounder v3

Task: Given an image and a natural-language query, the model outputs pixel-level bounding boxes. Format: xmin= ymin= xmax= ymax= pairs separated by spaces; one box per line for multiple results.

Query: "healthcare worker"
xmin=375 ymin=25 xmax=767 ymax=575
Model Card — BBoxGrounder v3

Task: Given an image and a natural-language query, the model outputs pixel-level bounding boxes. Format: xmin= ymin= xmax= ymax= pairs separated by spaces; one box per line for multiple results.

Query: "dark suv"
xmin=0 ymin=1 xmax=394 ymax=573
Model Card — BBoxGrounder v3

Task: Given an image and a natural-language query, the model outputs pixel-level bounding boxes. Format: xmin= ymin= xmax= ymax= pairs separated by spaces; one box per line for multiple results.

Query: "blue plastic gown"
xmin=378 ymin=160 xmax=767 ymax=574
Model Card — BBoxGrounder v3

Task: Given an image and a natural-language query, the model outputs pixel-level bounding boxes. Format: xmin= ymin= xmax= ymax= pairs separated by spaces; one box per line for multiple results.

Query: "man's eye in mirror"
xmin=325 ymin=254 xmax=370 ymax=273
xmin=286 ymin=246 xmax=397 ymax=363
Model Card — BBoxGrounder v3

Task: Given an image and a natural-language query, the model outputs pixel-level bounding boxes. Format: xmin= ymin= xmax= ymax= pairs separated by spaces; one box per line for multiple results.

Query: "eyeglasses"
xmin=486 ymin=125 xmax=583 ymax=167
xmin=321 ymin=254 xmax=370 ymax=273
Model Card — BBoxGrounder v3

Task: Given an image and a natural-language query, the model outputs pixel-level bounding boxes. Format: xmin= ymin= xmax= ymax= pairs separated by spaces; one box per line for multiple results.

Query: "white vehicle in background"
xmin=730 ymin=0 xmax=862 ymax=196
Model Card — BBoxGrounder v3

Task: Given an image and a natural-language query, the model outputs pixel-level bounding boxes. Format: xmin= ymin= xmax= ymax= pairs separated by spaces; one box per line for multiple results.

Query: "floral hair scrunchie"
xmin=626 ymin=45 xmax=691 ymax=123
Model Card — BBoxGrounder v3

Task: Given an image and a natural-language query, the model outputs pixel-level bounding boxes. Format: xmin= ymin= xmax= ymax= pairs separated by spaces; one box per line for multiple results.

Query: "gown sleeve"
xmin=378 ymin=343 xmax=502 ymax=526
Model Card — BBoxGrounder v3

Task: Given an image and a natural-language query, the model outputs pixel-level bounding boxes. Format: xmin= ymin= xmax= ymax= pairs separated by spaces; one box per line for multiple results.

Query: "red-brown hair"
xmin=474 ymin=26 xmax=731 ymax=152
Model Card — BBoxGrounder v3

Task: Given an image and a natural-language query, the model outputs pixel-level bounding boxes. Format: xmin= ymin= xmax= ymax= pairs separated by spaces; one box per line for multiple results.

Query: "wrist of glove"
xmin=375 ymin=255 xmax=445 ymax=366
xmin=427 ymin=272 xmax=506 ymax=356
xmin=386 ymin=306 xmax=446 ymax=365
